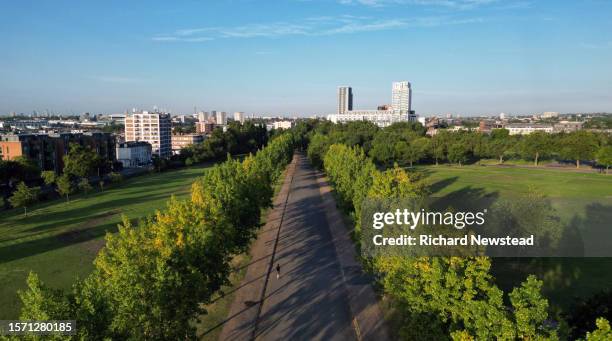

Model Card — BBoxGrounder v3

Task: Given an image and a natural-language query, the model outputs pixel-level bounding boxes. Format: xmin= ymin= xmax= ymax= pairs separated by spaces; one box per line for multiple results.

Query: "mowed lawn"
xmin=420 ymin=165 xmax=612 ymax=309
xmin=0 ymin=164 xmax=211 ymax=319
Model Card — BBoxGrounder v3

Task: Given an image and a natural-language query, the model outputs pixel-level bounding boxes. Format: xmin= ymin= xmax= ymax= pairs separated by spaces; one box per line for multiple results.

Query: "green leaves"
xmin=9 ymin=181 xmax=40 ymax=216
xmin=17 ymin=132 xmax=296 ymax=340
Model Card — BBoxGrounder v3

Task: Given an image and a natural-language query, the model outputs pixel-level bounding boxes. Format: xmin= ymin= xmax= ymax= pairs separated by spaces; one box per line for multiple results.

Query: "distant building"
xmin=107 ymin=114 xmax=126 ymax=124
xmin=116 ymin=141 xmax=152 ymax=168
xmin=215 ymin=111 xmax=227 ymax=125
xmin=8 ymin=120 xmax=49 ymax=130
xmin=171 ymin=134 xmax=205 ymax=154
xmin=542 ymin=112 xmax=560 ymax=119
xmin=196 ymin=122 xmax=216 ymax=134
xmin=197 ymin=111 xmax=209 ymax=123
xmin=330 ymin=110 xmax=411 ymax=128
xmin=553 ymin=121 xmax=583 ymax=133
xmin=329 ymin=81 xmax=417 ymax=128
xmin=479 ymin=120 xmax=504 ymax=133
xmin=392 ymin=81 xmax=412 ymax=115
xmin=506 ymin=123 xmax=554 ymax=135
xmin=0 ymin=132 xmax=115 ymax=173
xmin=273 ymin=121 xmax=294 ymax=130
xmin=337 ymin=86 xmax=353 ymax=115
xmin=234 ymin=112 xmax=245 ymax=124
xmin=124 ymin=110 xmax=172 ymax=158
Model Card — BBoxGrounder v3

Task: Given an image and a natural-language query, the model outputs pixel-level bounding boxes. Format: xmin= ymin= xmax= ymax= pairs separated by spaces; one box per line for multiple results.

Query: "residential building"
xmin=554 ymin=121 xmax=583 ymax=133
xmin=328 ymin=81 xmax=417 ymax=127
xmin=273 ymin=121 xmax=294 ymax=130
xmin=392 ymin=81 xmax=412 ymax=115
xmin=337 ymin=86 xmax=353 ymax=115
xmin=196 ymin=122 xmax=216 ymax=134
xmin=234 ymin=112 xmax=245 ymax=124
xmin=171 ymin=134 xmax=205 ymax=154
xmin=506 ymin=123 xmax=554 ymax=135
xmin=124 ymin=110 xmax=172 ymax=158
xmin=116 ymin=141 xmax=152 ymax=168
xmin=215 ymin=111 xmax=227 ymax=125
xmin=542 ymin=111 xmax=560 ymax=119
xmin=197 ymin=111 xmax=209 ymax=123
xmin=0 ymin=132 xmax=115 ymax=173
xmin=479 ymin=120 xmax=504 ymax=133
xmin=329 ymin=110 xmax=409 ymax=128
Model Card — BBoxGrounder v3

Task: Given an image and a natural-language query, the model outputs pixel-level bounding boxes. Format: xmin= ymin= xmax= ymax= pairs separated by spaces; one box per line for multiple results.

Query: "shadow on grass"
xmin=0 ymin=221 xmax=119 ymax=265
xmin=492 ymin=202 xmax=612 ymax=310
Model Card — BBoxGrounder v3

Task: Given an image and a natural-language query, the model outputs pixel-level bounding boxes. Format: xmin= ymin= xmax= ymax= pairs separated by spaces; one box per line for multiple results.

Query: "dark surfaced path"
xmin=253 ymin=154 xmax=355 ymax=340
xmin=219 ymin=153 xmax=388 ymax=341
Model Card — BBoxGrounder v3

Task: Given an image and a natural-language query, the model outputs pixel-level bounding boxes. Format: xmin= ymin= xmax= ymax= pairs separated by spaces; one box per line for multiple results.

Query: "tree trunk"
xmin=410 ymin=160 xmax=413 ymax=168
xmin=499 ymin=155 xmax=503 ymax=164
xmin=576 ymin=160 xmax=580 ymax=168
xmin=435 ymin=158 xmax=439 ymax=165
xmin=24 ymin=207 xmax=27 ymax=217
xmin=607 ymin=166 xmax=609 ymax=174
xmin=534 ymin=152 xmax=539 ymax=166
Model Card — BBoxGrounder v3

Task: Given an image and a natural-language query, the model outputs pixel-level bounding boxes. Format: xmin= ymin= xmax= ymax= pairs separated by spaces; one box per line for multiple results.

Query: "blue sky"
xmin=1 ymin=0 xmax=611 ymax=116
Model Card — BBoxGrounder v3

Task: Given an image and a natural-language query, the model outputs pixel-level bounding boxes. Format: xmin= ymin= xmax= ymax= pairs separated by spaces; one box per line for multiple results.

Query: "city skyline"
xmin=1 ymin=1 xmax=612 ymax=116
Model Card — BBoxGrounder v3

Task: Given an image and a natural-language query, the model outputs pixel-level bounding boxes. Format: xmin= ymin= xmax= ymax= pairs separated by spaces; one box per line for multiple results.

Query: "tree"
xmin=370 ymin=131 xmax=401 ymax=167
xmin=560 ymin=131 xmax=599 ymax=168
xmin=595 ymin=146 xmax=612 ymax=173
xmin=566 ymin=290 xmax=612 ymax=340
xmin=430 ymin=131 xmax=451 ymax=165
xmin=9 ymin=182 xmax=40 ymax=216
xmin=520 ymin=131 xmax=551 ymax=166
xmin=63 ymin=143 xmax=102 ymax=177
xmin=396 ymin=138 xmax=430 ymax=167
xmin=581 ymin=318 xmax=611 ymax=341
xmin=487 ymin=129 xmax=513 ymax=164
xmin=41 ymin=170 xmax=57 ymax=185
xmin=448 ymin=143 xmax=469 ymax=166
xmin=78 ymin=178 xmax=93 ymax=195
xmin=56 ymin=174 xmax=74 ymax=202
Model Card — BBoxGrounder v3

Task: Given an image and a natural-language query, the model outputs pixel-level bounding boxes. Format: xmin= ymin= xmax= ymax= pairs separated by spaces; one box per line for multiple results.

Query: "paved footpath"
xmin=218 ymin=153 xmax=388 ymax=341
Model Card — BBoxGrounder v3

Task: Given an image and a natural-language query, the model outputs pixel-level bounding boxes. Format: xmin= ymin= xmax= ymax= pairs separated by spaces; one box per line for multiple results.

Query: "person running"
xmin=276 ymin=263 xmax=281 ymax=279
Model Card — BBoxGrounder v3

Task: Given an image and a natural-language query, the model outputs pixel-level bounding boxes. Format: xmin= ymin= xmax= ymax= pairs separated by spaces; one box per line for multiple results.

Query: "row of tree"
xmin=14 ymin=133 xmax=295 ymax=340
xmin=311 ymin=140 xmax=610 ymax=340
xmin=177 ymin=121 xmax=268 ymax=166
xmin=306 ymin=121 xmax=612 ymax=171
xmin=5 ymin=144 xmax=124 ymax=215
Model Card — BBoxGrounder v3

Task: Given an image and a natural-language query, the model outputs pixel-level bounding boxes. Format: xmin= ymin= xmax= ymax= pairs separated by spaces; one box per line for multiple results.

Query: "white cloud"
xmin=152 ymin=14 xmax=485 ymax=43
xmin=339 ymin=0 xmax=504 ymax=10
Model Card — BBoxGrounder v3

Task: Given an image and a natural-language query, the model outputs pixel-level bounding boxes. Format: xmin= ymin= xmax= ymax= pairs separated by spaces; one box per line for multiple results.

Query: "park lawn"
xmin=419 ymin=164 xmax=612 ymax=310
xmin=0 ymin=164 xmax=211 ymax=319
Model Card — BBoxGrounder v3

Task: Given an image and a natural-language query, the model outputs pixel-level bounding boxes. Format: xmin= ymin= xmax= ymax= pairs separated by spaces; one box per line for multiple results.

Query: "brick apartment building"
xmin=0 ymin=132 xmax=116 ymax=173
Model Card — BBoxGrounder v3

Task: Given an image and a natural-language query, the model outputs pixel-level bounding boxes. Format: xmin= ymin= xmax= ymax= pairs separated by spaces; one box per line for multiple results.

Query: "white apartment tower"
xmin=124 ymin=110 xmax=172 ymax=158
xmin=216 ymin=111 xmax=227 ymax=125
xmin=337 ymin=86 xmax=353 ymax=115
xmin=197 ymin=111 xmax=209 ymax=123
xmin=234 ymin=111 xmax=245 ymax=123
xmin=392 ymin=81 xmax=412 ymax=116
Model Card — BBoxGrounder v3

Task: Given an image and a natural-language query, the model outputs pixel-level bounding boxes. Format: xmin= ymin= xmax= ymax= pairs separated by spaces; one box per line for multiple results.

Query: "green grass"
xmin=0 ymin=164 xmax=212 ymax=319
xmin=419 ymin=164 xmax=612 ymax=310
